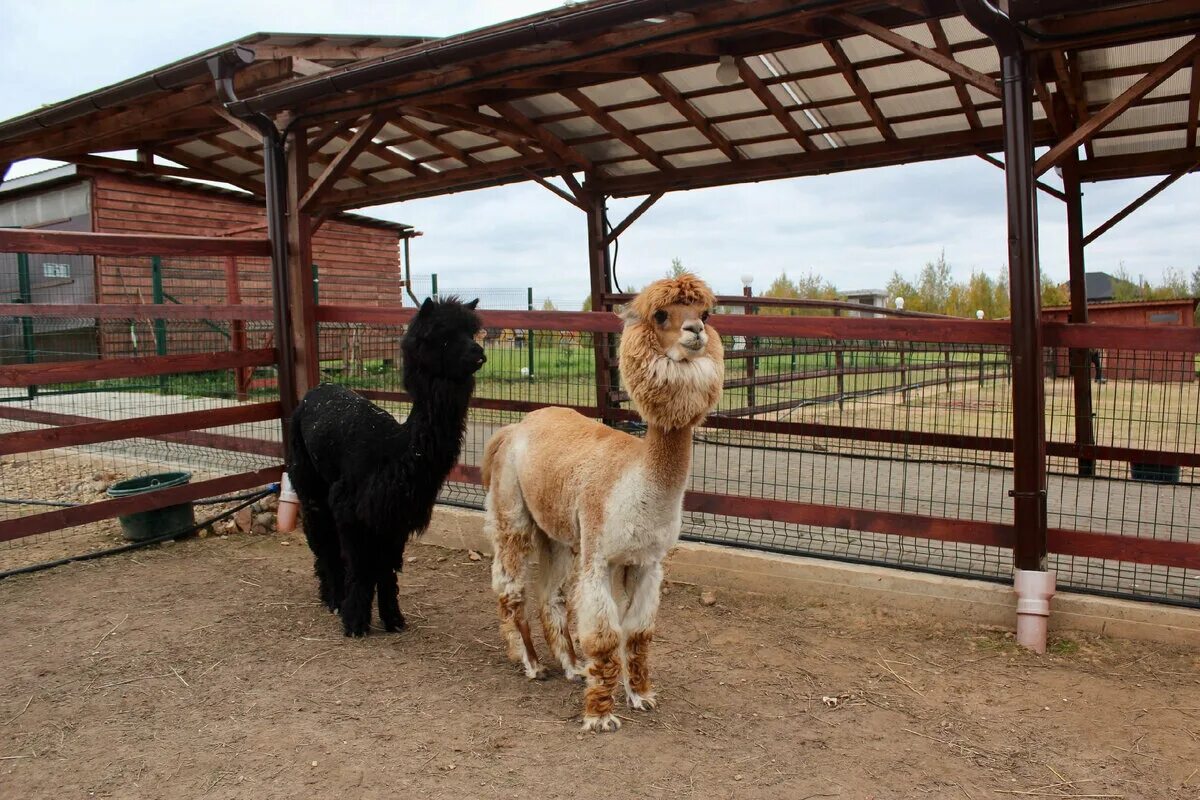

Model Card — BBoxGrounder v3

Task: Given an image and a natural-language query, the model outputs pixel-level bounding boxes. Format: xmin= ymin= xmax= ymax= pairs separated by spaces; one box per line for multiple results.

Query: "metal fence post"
xmin=527 ymin=286 xmax=535 ymax=382
xmin=16 ymin=252 xmax=37 ymax=399
xmin=430 ymin=272 xmax=438 ymax=301
xmin=151 ymin=255 xmax=168 ymax=394
xmin=312 ymin=262 xmax=320 ymax=304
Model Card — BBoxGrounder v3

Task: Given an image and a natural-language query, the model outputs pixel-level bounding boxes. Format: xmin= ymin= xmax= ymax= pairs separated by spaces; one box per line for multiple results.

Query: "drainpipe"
xmin=958 ymin=0 xmax=1054 ymax=653
xmin=207 ymin=54 xmax=301 ymax=451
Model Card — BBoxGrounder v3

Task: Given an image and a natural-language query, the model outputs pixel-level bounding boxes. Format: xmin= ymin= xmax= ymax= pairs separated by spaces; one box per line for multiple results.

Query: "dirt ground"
xmin=2 ymin=535 xmax=1199 ymax=800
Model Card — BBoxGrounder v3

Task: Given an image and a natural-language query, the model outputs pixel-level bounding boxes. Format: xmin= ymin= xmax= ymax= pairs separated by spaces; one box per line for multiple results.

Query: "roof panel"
xmin=507 ymin=93 xmax=577 ymax=117
xmin=609 ymin=103 xmax=685 ymax=130
xmin=837 ymin=34 xmax=899 ymax=63
xmin=214 ymin=156 xmax=258 ymax=174
xmin=601 ymin=158 xmax=657 ymax=177
xmin=664 ymin=148 xmax=727 ymax=168
xmin=658 ymin=63 xmax=724 ymax=93
xmin=892 ymin=24 xmax=936 ymax=48
xmin=791 ymin=72 xmax=853 ymax=102
xmin=579 ymin=78 xmax=661 ymax=106
xmin=1085 ymin=70 xmax=1191 ymax=104
xmin=771 ymin=43 xmax=835 ymax=74
xmin=545 ymin=116 xmax=607 ymax=140
xmin=388 ymin=141 xmax=442 ymax=161
xmin=473 ymin=146 xmax=521 ymax=163
xmin=353 ymin=151 xmax=388 ymax=170
xmin=639 ymin=127 xmax=710 ymax=151
xmin=177 ymin=141 xmax=224 ymax=160
xmin=371 ymin=168 xmax=412 ymax=182
xmin=574 ymin=140 xmax=637 ymax=161
xmin=939 ymin=17 xmax=983 ymax=46
xmin=876 ymin=87 xmax=961 ymax=117
xmin=688 ymin=89 xmax=767 ymax=118
xmin=713 ymin=115 xmax=786 ymax=141
xmin=893 ymin=115 xmax=971 ymax=138
xmin=738 ymin=139 xmax=805 ymax=159
xmin=1092 ymin=130 xmax=1186 ymax=157
xmin=1105 ymin=100 xmax=1191 ymax=132
xmin=859 ymin=60 xmax=946 ymax=93
xmin=440 ymin=130 xmax=499 ymax=150
xmin=836 ymin=127 xmax=885 ymax=146
xmin=1079 ymin=36 xmax=1192 ymax=72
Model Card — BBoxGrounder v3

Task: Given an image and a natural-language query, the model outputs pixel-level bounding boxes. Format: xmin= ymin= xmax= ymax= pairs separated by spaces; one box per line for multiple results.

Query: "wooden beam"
xmin=928 ymin=19 xmax=982 ymax=130
xmin=251 ymin=44 xmax=404 ymax=61
xmin=390 ymin=115 xmax=480 ymax=166
xmin=1083 ymin=159 xmax=1200 ymax=245
xmin=213 ymin=106 xmax=264 ymax=144
xmin=0 ymin=402 xmax=280 ymax=457
xmin=0 ymin=229 xmax=270 ymax=257
xmin=824 ymin=40 xmax=896 ymax=141
xmin=490 ymin=100 xmax=595 ymax=171
xmin=0 ymin=467 xmax=283 ymax=544
xmin=0 ymin=302 xmax=273 ymax=321
xmin=604 ymin=192 xmax=664 ymax=244
xmin=307 ymin=118 xmax=356 ymax=154
xmin=974 ymin=152 xmax=1067 ymax=201
xmin=522 ymin=170 xmax=587 ymax=209
xmin=642 ymin=73 xmax=741 ymax=162
xmin=66 ymin=154 xmax=197 ymax=180
xmin=300 ymin=114 xmax=388 ymax=210
xmin=1051 ymin=50 xmax=1093 ymax=159
xmin=1189 ymin=53 xmax=1200 ymax=149
xmin=735 ymin=58 xmax=816 ymax=152
xmin=562 ymin=89 xmax=673 ymax=172
xmin=1036 ymin=36 xmax=1200 ymax=175
xmin=834 ymin=12 xmax=1001 ymax=98
xmin=285 ymin=128 xmax=320 ymax=396
xmin=153 ymin=146 xmax=264 ymax=194
xmin=0 ymin=348 xmax=275 ymax=388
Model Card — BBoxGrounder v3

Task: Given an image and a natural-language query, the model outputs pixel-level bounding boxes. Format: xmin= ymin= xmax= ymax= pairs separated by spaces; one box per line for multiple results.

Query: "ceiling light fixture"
xmin=715 ymin=55 xmax=739 ymax=86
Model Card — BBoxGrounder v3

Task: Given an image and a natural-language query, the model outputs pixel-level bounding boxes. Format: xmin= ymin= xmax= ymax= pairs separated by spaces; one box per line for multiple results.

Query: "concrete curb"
xmin=422 ymin=507 xmax=1200 ymax=647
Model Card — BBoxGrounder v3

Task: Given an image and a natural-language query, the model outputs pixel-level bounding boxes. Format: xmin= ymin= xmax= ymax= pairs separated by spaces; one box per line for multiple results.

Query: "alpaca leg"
xmin=534 ymin=532 xmax=584 ymax=681
xmin=300 ymin=500 xmax=342 ymax=613
xmin=486 ymin=505 xmax=543 ymax=679
xmin=332 ymin=500 xmax=373 ymax=637
xmin=621 ymin=561 xmax=664 ymax=711
xmin=376 ymin=566 xmax=405 ymax=632
xmin=577 ymin=558 xmax=623 ymax=732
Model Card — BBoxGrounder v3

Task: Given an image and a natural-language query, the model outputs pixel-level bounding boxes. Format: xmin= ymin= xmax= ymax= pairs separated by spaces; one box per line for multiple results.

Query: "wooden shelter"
xmin=1 ymin=0 xmax=1199 ymax=589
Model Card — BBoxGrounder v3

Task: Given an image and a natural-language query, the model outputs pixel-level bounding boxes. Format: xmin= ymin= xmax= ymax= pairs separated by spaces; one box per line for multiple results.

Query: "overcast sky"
xmin=2 ymin=0 xmax=1196 ymax=309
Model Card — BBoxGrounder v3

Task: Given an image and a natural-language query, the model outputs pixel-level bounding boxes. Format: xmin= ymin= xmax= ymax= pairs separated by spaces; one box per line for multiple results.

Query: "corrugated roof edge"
xmin=0 ymin=163 xmax=416 ymax=236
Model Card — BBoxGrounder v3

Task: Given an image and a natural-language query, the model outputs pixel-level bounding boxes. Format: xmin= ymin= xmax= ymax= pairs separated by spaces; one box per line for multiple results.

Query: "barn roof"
xmin=0 ymin=1 xmax=1197 ymax=212
xmin=0 ymin=164 xmax=416 ymax=236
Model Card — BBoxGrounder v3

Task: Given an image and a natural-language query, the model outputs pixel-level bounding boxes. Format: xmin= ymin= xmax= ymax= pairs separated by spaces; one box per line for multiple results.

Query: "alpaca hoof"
xmin=382 ymin=615 xmax=406 ymax=632
xmin=627 ymin=690 xmax=658 ymax=711
xmin=581 ymin=713 xmax=621 ymax=733
xmin=562 ymin=663 xmax=587 ymax=683
xmin=523 ymin=662 xmax=548 ymax=681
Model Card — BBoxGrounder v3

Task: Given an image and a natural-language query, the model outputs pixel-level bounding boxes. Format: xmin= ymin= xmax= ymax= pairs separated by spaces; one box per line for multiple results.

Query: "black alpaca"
xmin=287 ymin=297 xmax=484 ymax=636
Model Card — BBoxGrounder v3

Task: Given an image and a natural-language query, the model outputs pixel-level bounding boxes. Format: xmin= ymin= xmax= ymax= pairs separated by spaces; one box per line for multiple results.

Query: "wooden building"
xmin=0 ymin=164 xmax=415 ymax=363
xmin=1043 ymin=298 xmax=1199 ymax=382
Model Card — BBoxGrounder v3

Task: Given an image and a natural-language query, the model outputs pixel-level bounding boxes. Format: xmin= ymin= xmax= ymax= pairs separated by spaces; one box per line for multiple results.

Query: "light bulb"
xmin=740 ymin=274 xmax=754 ymax=287
xmin=976 ymin=309 xmax=985 ymax=320
xmin=715 ymin=55 xmax=739 ymax=86
xmin=894 ymin=296 xmax=905 ymax=310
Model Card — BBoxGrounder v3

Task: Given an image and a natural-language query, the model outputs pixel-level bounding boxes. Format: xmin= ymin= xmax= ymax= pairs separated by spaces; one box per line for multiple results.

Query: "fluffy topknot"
xmin=626 ymin=273 xmax=716 ymax=323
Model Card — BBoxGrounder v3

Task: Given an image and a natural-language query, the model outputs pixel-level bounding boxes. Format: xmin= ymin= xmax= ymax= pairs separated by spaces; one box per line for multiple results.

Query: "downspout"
xmin=207 ymin=54 xmax=301 ymax=451
xmin=958 ymin=0 xmax=1054 ymax=653
xmin=403 ymin=235 xmax=419 ymax=306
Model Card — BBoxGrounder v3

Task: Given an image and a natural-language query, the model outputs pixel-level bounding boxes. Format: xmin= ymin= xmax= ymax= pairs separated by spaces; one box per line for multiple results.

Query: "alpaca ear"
xmin=616 ymin=303 xmax=641 ymax=324
xmin=466 ymin=298 xmax=480 ymax=310
xmin=419 ymin=297 xmax=435 ymax=315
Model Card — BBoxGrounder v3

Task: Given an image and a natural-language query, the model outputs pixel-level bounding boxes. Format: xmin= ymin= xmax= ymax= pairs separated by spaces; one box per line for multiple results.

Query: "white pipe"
xmin=1013 ymin=569 xmax=1056 ymax=653
xmin=276 ymin=472 xmax=299 ymax=534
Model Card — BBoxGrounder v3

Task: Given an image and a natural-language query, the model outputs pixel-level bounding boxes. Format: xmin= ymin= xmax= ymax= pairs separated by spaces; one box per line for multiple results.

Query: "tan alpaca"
xmin=482 ymin=274 xmax=724 ymax=732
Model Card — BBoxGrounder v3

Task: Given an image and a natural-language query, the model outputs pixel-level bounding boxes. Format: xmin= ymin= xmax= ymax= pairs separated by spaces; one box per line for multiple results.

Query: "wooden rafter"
xmin=562 ymin=88 xmax=672 ymax=172
xmin=301 ymin=114 xmax=388 ymax=210
xmin=522 ymin=170 xmax=587 ymax=209
xmin=824 ymin=40 xmax=896 ymax=142
xmin=308 ymin=119 xmax=356 ymax=154
xmin=199 ymin=133 xmax=263 ymax=167
xmin=1082 ymin=158 xmax=1200 ymax=245
xmin=928 ymin=19 xmax=981 ymax=131
xmin=389 ymin=115 xmax=480 ymax=166
xmin=65 ymin=154 xmax=197 ymax=180
xmin=213 ymin=106 xmax=263 ymax=144
xmin=489 ymin=101 xmax=594 ymax=172
xmin=1035 ymin=35 xmax=1200 ymax=175
xmin=1051 ymin=50 xmax=1093 ymax=159
xmin=251 ymin=44 xmax=408 ymax=62
xmin=974 ymin=152 xmax=1066 ymax=201
xmin=735 ymin=58 xmax=816 ymax=152
xmin=834 ymin=12 xmax=1000 ymax=98
xmin=604 ymin=192 xmax=664 ymax=245
xmin=152 ymin=146 xmax=264 ymax=194
xmin=1188 ymin=53 xmax=1200 ymax=149
xmin=642 ymin=74 xmax=741 ymax=162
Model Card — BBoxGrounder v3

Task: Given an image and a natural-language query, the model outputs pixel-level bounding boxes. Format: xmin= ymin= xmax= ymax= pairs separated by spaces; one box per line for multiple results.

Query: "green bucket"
xmin=106 ymin=472 xmax=195 ymax=542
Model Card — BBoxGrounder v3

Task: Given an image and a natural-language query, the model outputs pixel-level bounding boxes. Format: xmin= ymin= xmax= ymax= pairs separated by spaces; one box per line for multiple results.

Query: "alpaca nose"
xmin=682 ymin=320 xmax=704 ymax=335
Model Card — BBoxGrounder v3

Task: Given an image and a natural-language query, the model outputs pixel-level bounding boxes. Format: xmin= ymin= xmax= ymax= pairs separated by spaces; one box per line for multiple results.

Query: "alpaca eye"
xmin=653 ymin=310 xmax=668 ymax=324
xmin=700 ymin=311 xmax=710 ymax=322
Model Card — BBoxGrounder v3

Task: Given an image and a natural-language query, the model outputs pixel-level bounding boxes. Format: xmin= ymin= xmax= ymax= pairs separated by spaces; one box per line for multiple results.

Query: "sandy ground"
xmin=1 ymin=535 xmax=1198 ymax=800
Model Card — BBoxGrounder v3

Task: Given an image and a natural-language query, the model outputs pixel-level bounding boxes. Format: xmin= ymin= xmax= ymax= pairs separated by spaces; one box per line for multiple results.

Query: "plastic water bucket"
xmin=106 ymin=472 xmax=195 ymax=542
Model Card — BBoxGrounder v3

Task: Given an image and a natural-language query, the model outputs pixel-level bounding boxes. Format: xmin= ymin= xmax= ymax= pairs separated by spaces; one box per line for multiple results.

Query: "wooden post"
xmin=224 ymin=255 xmax=249 ymax=402
xmin=285 ymin=128 xmax=320 ymax=397
xmin=834 ymin=307 xmax=845 ymax=410
xmin=584 ymin=190 xmax=615 ymax=422
xmin=527 ymin=286 xmax=535 ymax=382
xmin=1059 ymin=100 xmax=1096 ymax=478
xmin=151 ymin=255 xmax=168 ymax=394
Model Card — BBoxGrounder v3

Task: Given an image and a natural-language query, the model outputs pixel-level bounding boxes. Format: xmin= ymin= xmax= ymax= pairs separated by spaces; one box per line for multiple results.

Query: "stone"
xmin=252 ymin=523 xmax=268 ymax=536
xmin=234 ymin=507 xmax=253 ymax=533
xmin=254 ymin=512 xmax=275 ymax=528
xmin=699 ymin=590 xmax=718 ymax=607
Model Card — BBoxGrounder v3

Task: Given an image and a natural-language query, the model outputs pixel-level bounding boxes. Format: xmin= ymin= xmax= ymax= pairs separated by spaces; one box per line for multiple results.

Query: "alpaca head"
xmin=618 ymin=274 xmax=724 ymax=430
xmin=401 ymin=296 xmax=486 ymax=391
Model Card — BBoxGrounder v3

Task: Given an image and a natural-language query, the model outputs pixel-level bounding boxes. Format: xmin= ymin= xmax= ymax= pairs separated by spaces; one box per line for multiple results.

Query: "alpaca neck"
xmin=404 ymin=375 xmax=473 ymax=473
xmin=640 ymin=422 xmax=694 ymax=495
